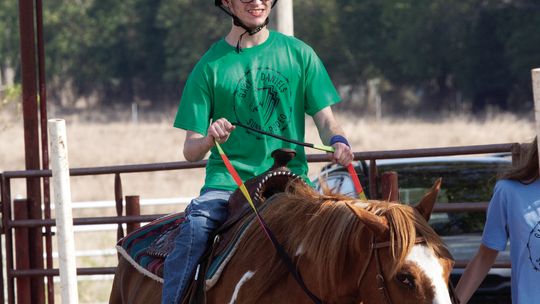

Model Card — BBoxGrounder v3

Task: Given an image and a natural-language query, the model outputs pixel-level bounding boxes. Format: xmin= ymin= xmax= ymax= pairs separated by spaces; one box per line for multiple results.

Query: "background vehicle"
xmin=312 ymin=155 xmax=512 ymax=303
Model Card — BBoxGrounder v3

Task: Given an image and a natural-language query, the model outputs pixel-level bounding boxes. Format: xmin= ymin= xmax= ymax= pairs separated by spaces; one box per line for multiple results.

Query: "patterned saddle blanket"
xmin=116 ymin=210 xmax=256 ymax=285
xmin=116 ymin=212 xmax=185 ymax=283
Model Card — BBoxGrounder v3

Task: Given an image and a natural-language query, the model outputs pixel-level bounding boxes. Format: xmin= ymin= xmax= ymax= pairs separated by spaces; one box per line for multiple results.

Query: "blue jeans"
xmin=162 ymin=189 xmax=232 ymax=304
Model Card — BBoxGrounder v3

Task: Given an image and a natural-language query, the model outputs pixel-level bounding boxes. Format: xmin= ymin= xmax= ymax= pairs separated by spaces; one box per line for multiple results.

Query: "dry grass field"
xmin=0 ymin=106 xmax=536 ymax=303
xmin=1 ymin=108 xmax=536 ymax=201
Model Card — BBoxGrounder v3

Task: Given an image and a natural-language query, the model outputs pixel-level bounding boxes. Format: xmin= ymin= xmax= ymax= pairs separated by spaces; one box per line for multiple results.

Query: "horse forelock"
xmin=364 ymin=202 xmax=454 ymax=276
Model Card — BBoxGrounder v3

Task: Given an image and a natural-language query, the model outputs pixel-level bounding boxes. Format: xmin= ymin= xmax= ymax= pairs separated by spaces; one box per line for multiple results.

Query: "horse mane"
xmin=240 ymin=182 xmax=452 ymax=301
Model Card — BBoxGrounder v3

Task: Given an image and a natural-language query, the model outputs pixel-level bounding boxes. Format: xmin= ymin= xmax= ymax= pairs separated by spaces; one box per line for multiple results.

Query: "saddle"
xmin=214 ymin=148 xmax=304 ymax=254
xmin=183 ymin=148 xmax=305 ymax=303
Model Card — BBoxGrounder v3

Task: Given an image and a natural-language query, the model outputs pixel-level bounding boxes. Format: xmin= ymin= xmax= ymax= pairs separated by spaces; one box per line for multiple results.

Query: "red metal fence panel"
xmin=0 ymin=143 xmax=521 ymax=303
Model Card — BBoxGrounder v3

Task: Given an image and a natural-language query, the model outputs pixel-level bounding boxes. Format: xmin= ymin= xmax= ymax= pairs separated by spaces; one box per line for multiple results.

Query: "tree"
xmin=157 ymin=0 xmax=227 ymax=85
xmin=4 ymin=0 xmax=538 ymax=114
xmin=0 ymin=0 xmax=20 ymax=86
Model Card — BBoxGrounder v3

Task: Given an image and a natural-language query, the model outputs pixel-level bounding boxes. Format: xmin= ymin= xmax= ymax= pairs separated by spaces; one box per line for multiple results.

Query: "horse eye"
xmin=396 ymin=273 xmax=416 ymax=289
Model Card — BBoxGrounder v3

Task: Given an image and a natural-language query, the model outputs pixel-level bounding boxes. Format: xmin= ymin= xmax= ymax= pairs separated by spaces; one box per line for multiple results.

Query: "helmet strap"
xmin=216 ymin=1 xmax=274 ymax=52
xmin=236 ymin=30 xmax=248 ymax=53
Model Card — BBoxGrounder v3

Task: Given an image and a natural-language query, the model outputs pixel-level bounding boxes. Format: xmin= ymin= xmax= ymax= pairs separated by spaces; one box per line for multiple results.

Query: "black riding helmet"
xmin=215 ymin=0 xmax=279 ymax=52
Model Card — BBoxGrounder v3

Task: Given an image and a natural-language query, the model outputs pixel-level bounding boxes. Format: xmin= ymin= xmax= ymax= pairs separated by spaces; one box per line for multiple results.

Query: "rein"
xmin=233 ymin=122 xmax=368 ymax=201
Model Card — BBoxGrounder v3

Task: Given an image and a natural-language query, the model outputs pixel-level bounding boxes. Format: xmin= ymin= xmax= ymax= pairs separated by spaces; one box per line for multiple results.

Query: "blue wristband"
xmin=329 ymin=135 xmax=350 ymax=148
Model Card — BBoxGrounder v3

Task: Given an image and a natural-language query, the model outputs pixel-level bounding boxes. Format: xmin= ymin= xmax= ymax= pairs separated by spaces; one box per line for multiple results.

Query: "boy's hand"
xmin=208 ymin=118 xmax=236 ymax=144
xmin=330 ymin=142 xmax=354 ymax=166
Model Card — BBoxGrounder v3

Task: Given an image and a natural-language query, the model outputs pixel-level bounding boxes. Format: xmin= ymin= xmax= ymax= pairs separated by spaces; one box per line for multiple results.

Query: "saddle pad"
xmin=205 ymin=214 xmax=255 ymax=289
xmin=115 ymin=203 xmax=270 ymax=286
xmin=116 ymin=212 xmax=185 ymax=283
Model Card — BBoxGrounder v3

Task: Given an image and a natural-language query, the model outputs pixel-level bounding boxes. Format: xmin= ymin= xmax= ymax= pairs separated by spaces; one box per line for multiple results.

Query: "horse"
xmin=109 ymin=170 xmax=455 ymax=303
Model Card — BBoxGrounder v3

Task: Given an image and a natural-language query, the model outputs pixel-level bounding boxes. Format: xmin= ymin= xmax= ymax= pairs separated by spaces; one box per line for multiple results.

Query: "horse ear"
xmin=346 ymin=202 xmax=389 ymax=236
xmin=414 ymin=178 xmax=442 ymax=222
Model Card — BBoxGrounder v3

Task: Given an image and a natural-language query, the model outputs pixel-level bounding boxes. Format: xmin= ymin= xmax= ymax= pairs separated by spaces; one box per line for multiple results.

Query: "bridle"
xmin=357 ymin=235 xmax=460 ymax=304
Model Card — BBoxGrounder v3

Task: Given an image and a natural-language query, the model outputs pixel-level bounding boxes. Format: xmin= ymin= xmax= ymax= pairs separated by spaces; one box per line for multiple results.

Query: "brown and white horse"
xmin=109 ymin=179 xmax=455 ymax=304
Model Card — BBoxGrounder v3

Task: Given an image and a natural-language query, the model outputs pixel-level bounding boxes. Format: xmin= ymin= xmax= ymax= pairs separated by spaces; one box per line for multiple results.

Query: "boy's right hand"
xmin=208 ymin=118 xmax=236 ymax=144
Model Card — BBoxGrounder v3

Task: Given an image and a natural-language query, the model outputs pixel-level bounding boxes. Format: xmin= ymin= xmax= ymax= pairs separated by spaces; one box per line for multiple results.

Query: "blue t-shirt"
xmin=482 ymin=179 xmax=540 ymax=304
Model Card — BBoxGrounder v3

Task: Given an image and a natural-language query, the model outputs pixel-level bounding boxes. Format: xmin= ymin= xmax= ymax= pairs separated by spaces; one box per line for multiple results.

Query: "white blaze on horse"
xmin=109 ymin=154 xmax=456 ymax=304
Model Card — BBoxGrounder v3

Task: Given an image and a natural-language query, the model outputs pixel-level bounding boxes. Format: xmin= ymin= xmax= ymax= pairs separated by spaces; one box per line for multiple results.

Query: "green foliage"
xmin=156 ymin=0 xmax=227 ymax=83
xmin=0 ymin=84 xmax=21 ymax=107
xmin=1 ymin=0 xmax=539 ymax=112
xmin=44 ymin=0 xmax=171 ymax=101
xmin=0 ymin=0 xmax=20 ymax=76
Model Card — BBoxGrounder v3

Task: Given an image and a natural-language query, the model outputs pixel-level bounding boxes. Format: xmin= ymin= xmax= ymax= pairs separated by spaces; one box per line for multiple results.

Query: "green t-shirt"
xmin=173 ymin=31 xmax=340 ymax=191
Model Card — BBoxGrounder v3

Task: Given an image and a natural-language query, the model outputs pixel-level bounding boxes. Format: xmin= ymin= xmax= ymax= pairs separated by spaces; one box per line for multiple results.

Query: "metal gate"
xmin=0 ymin=143 xmax=521 ymax=303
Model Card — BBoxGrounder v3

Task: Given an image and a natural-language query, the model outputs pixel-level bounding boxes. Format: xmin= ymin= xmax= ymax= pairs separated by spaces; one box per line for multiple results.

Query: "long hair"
xmin=499 ymin=136 xmax=538 ymax=184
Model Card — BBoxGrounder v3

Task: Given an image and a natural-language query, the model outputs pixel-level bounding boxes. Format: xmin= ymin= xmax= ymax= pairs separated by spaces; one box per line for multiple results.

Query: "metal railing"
xmin=0 ymin=142 xmax=521 ymax=303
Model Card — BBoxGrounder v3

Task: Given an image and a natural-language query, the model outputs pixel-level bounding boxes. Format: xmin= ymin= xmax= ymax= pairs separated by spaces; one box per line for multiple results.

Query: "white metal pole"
xmin=532 ymin=68 xmax=540 ymax=171
xmin=131 ymin=102 xmax=138 ymax=124
xmin=48 ymin=119 xmax=79 ymax=304
xmin=532 ymin=68 xmax=540 ymax=170
xmin=275 ymin=0 xmax=294 ymax=36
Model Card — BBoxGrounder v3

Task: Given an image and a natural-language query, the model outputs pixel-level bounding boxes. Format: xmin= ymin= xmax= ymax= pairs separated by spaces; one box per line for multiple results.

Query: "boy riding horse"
xmin=163 ymin=1 xmax=354 ymax=303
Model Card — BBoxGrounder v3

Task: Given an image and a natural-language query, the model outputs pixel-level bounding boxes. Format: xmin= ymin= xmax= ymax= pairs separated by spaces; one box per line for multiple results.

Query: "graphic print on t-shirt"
xmin=528 ymin=220 xmax=540 ymax=271
xmin=233 ymin=67 xmax=292 ymax=140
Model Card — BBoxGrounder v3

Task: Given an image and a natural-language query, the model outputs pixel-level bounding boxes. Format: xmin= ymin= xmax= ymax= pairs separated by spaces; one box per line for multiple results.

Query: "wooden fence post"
xmin=115 ymin=174 xmax=124 ymax=241
xmin=126 ymin=195 xmax=141 ymax=234
xmin=381 ymin=171 xmax=399 ymax=202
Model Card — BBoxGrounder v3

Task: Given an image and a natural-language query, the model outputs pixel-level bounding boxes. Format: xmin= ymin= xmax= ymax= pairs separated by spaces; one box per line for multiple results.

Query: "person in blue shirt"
xmin=456 ymin=136 xmax=539 ymax=304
